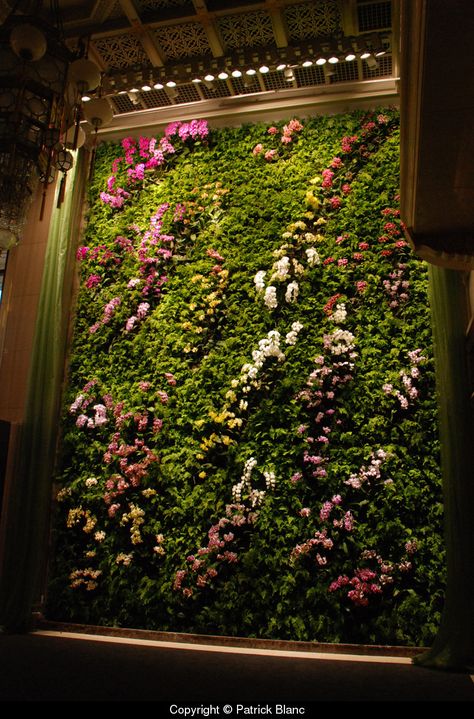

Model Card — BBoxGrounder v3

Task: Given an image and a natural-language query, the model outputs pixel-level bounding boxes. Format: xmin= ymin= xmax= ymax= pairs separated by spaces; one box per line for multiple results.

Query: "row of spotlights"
xmin=82 ymin=47 xmax=387 ymax=101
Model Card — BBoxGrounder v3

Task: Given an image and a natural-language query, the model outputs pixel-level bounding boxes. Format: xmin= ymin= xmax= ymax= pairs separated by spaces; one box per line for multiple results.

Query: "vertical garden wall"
xmin=46 ymin=109 xmax=445 ymax=646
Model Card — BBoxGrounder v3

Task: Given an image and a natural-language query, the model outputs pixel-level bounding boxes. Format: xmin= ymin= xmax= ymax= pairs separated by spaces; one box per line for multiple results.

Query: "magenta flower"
xmin=85 ymin=274 xmax=101 ymax=289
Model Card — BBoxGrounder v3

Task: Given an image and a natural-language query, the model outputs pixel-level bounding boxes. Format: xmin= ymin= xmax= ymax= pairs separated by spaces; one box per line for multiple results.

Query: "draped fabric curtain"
xmin=414 ymin=266 xmax=474 ymax=670
xmin=0 ymin=152 xmax=86 ymax=631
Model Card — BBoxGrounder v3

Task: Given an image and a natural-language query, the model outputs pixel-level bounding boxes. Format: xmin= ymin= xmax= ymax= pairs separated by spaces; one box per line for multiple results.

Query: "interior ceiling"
xmin=54 ymin=0 xmax=396 ymax=121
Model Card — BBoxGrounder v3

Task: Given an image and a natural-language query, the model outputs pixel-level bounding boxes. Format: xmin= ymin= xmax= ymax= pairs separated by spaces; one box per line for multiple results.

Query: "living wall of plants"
xmin=46 ymin=108 xmax=446 ymax=646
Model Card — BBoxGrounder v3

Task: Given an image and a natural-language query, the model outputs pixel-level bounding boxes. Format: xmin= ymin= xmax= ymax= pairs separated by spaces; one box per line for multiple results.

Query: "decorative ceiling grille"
xmin=111 ymin=94 xmax=137 ymax=114
xmin=357 ymin=1 xmax=392 ymax=31
xmin=153 ymin=22 xmax=212 ymax=59
xmin=141 ymin=88 xmax=173 ymax=107
xmin=230 ymin=76 xmax=260 ymax=96
xmin=294 ymin=64 xmax=326 ymax=87
xmin=93 ymin=34 xmax=148 ymax=70
xmin=362 ymin=54 xmax=392 ymax=78
xmin=262 ymin=71 xmax=289 ymax=92
xmin=217 ymin=11 xmax=275 ymax=50
xmin=135 ymin=0 xmax=193 ymax=11
xmin=174 ymin=83 xmax=202 ymax=104
xmin=200 ymin=82 xmax=232 ymax=100
xmin=108 ymin=0 xmax=128 ymax=21
xmin=330 ymin=60 xmax=360 ymax=83
xmin=284 ymin=0 xmax=342 ymax=41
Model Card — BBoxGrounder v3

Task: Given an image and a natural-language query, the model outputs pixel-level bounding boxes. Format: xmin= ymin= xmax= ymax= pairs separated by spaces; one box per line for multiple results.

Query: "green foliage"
xmin=46 ymin=111 xmax=445 ymax=646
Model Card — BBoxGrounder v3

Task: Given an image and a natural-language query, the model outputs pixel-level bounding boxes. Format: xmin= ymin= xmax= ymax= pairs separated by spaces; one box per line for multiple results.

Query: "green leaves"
xmin=47 ymin=109 xmax=445 ymax=647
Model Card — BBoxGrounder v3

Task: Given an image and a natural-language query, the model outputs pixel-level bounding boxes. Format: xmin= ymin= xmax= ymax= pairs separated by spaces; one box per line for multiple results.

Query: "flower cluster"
xmin=344 ymin=448 xmax=391 ymax=490
xmin=120 ymin=503 xmax=145 ymax=545
xmin=296 ymin=307 xmax=357 ymax=479
xmin=69 ymin=567 xmax=102 ymax=591
xmin=100 ymin=121 xmax=209 ymax=209
xmin=232 ymin=457 xmax=276 ymax=507
xmin=328 ymin=568 xmax=382 ymax=607
xmin=382 ymin=349 xmax=426 ymax=410
xmin=252 ymin=119 xmax=304 ymax=161
xmin=383 ymin=264 xmax=410 ymax=309
xmin=329 ymin=543 xmax=417 ymax=607
xmin=180 ymin=253 xmax=228 ymax=356
xmin=173 ymin=502 xmax=258 ymax=597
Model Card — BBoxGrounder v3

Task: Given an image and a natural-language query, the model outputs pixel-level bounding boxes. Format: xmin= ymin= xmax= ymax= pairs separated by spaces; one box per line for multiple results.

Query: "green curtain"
xmin=0 ymin=152 xmax=86 ymax=632
xmin=413 ymin=266 xmax=474 ymax=671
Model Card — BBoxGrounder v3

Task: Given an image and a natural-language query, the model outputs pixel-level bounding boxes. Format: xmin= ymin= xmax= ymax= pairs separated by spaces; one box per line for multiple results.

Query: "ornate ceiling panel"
xmin=216 ymin=10 xmax=275 ymax=50
xmin=16 ymin=0 xmax=395 ymax=123
xmin=284 ymin=0 xmax=342 ymax=40
xmin=153 ymin=21 xmax=213 ymax=59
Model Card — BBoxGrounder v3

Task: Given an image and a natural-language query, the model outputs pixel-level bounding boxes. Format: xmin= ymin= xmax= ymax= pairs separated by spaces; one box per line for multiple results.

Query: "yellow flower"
xmin=305 ymin=190 xmax=319 ymax=209
xmin=198 ymin=471 xmax=207 ymax=479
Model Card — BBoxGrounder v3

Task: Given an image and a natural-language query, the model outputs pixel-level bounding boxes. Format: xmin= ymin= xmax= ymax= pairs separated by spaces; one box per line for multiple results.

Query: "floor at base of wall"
xmin=0 ymin=628 xmax=473 ymax=704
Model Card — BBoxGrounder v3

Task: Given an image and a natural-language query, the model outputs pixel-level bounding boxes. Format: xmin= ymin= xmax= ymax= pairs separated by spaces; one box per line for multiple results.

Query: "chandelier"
xmin=0 ymin=1 xmax=113 ymax=250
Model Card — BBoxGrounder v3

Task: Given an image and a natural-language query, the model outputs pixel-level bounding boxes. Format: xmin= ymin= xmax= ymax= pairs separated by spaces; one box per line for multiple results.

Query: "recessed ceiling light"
xmin=204 ymin=73 xmax=215 ymax=82
xmin=232 ymin=69 xmax=242 ymax=78
xmin=153 ymin=82 xmax=164 ymax=90
xmin=218 ymin=71 xmax=229 ymax=80
xmin=166 ymin=80 xmax=177 ymax=88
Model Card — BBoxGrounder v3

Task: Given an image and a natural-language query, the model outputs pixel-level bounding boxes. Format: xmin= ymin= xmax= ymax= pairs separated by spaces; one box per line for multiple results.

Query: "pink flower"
xmin=337 ymin=258 xmax=348 ymax=267
xmin=320 ymin=501 xmax=333 ymax=521
xmin=330 ymin=197 xmax=342 ymax=209
xmin=164 ymin=372 xmax=176 ymax=386
xmin=291 ymin=472 xmax=302 ymax=484
xmin=264 ymin=149 xmax=278 ymax=161
xmin=267 ymin=126 xmax=279 ymax=135
xmin=76 ymin=246 xmax=89 ymax=260
xmin=252 ymin=143 xmax=264 ymax=156
xmin=342 ymin=183 xmax=351 ymax=195
xmin=353 ymin=253 xmax=364 ymax=262
xmin=125 ymin=316 xmax=137 ymax=332
xmin=157 ymin=391 xmax=168 ymax=404
xmin=358 ymin=242 xmax=369 ymax=250
xmin=330 ymin=157 xmax=343 ymax=169
xmin=299 ymin=507 xmax=311 ymax=517
xmin=356 ymin=280 xmax=368 ymax=293
xmin=321 ymin=169 xmax=334 ymax=188
xmin=152 ymin=418 xmax=163 ymax=434
xmin=288 ymin=119 xmax=303 ymax=132
xmin=281 ymin=134 xmax=292 ymax=144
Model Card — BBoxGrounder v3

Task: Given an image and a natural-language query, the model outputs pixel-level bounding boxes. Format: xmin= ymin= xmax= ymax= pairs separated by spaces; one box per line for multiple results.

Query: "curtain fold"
xmin=413 ymin=266 xmax=474 ymax=671
xmin=0 ymin=153 xmax=86 ymax=631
